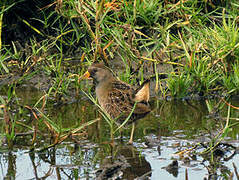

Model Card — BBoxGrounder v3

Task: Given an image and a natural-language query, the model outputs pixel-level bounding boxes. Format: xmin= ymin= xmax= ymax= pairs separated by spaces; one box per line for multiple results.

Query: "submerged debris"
xmin=162 ymin=160 xmax=179 ymax=177
xmin=95 ymin=156 xmax=130 ymax=180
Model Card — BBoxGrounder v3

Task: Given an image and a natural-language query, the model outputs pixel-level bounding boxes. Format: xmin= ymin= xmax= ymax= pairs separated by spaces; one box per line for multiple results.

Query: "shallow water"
xmin=0 ymin=86 xmax=239 ymax=180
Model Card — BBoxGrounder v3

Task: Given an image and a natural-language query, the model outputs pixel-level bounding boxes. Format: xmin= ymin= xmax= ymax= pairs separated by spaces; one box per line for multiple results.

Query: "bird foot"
xmin=127 ymin=140 xmax=133 ymax=145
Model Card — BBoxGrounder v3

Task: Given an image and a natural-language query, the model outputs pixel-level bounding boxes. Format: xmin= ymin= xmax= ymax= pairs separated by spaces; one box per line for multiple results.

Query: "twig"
xmin=221 ymin=98 xmax=239 ymax=110
xmin=185 ymin=168 xmax=188 ymax=180
xmin=75 ymin=1 xmax=95 ymax=40
xmin=233 ymin=162 xmax=239 ymax=180
xmin=135 ymin=170 xmax=152 ymax=180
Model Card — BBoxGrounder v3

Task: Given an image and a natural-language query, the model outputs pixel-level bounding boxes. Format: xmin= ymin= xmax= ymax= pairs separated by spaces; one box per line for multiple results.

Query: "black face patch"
xmin=89 ymin=68 xmax=98 ymax=78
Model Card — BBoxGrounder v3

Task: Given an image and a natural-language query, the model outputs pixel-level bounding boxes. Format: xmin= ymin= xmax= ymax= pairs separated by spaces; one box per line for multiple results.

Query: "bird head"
xmin=81 ymin=63 xmax=113 ymax=84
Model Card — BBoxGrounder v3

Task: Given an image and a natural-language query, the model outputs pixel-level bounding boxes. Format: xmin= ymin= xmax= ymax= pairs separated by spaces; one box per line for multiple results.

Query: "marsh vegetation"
xmin=1 ymin=0 xmax=239 ymax=179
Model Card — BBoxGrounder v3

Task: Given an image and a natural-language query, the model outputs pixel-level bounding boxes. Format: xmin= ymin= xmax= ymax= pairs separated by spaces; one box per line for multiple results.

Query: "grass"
xmin=82 ymin=89 xmax=137 ymax=144
xmin=0 ymin=83 xmax=97 ymax=149
xmin=0 ymin=0 xmax=238 ymax=98
xmin=0 ymin=0 xmax=239 ymax=157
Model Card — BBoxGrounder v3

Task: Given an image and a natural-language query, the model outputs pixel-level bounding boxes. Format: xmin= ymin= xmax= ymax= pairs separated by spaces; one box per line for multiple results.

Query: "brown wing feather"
xmin=103 ymin=80 xmax=150 ymax=123
xmin=105 ymin=88 xmax=133 ymax=119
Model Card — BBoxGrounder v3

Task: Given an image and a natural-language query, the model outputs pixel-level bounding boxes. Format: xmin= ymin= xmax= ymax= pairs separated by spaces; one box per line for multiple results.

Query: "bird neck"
xmin=95 ymin=76 xmax=115 ymax=105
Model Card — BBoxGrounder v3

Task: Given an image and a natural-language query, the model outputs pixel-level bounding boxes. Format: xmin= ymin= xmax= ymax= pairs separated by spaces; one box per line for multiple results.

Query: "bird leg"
xmin=128 ymin=122 xmax=135 ymax=144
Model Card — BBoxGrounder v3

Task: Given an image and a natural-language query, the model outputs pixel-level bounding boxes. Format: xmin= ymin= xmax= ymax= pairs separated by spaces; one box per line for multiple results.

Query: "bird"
xmin=82 ymin=62 xmax=151 ymax=144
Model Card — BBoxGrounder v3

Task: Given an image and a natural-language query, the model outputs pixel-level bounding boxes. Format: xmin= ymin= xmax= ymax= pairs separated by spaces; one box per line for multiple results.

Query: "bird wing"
xmin=103 ymin=80 xmax=150 ymax=122
xmin=103 ymin=81 xmax=133 ymax=119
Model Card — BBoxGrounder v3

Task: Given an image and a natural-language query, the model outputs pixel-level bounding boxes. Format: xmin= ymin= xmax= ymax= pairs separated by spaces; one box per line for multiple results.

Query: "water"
xmin=0 ymin=86 xmax=239 ymax=179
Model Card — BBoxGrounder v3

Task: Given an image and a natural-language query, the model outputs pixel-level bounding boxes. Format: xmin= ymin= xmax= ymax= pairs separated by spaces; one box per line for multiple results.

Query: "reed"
xmin=82 ymin=90 xmax=135 ymax=143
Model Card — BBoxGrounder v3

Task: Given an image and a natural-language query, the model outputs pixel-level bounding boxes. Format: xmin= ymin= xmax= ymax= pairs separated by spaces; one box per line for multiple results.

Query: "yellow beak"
xmin=82 ymin=71 xmax=91 ymax=79
xmin=78 ymin=71 xmax=91 ymax=83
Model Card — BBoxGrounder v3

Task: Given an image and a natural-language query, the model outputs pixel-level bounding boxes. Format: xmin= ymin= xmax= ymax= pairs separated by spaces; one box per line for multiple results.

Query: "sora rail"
xmin=83 ymin=63 xmax=151 ymax=144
